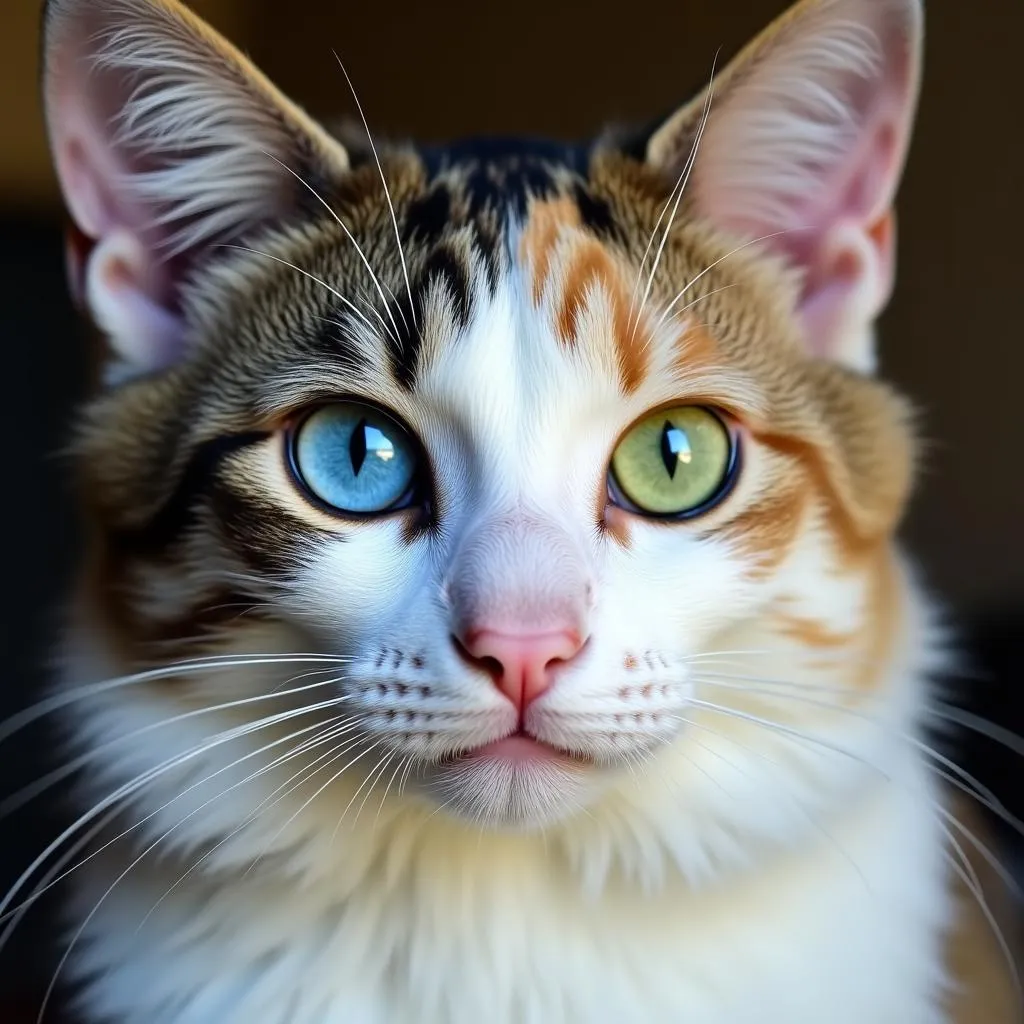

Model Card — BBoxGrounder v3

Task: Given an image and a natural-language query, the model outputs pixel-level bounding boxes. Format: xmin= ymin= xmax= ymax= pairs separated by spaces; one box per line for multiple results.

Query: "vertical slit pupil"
xmin=661 ymin=421 xmax=678 ymax=479
xmin=350 ymin=417 xmax=368 ymax=475
xmin=660 ymin=421 xmax=691 ymax=479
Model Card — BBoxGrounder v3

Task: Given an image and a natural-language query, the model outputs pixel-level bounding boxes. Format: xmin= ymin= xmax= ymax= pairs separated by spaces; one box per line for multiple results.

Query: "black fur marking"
xmin=387 ymin=302 xmax=424 ymax=392
xmin=386 ymin=245 xmax=472 ymax=391
xmin=573 ymin=182 xmax=618 ymax=239
xmin=419 ymin=246 xmax=471 ymax=328
xmin=208 ymin=482 xmax=324 ymax=576
xmin=612 ymin=112 xmax=673 ymax=163
xmin=465 ymin=158 xmax=557 ymax=219
xmin=421 ymin=136 xmax=591 ymax=176
xmin=474 ymin=225 xmax=501 ymax=293
xmin=421 ymin=137 xmax=592 ymax=218
xmin=403 ymin=186 xmax=452 ymax=247
xmin=111 ymin=432 xmax=269 ymax=553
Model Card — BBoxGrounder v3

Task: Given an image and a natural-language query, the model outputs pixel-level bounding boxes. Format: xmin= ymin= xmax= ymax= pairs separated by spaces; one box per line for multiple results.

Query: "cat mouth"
xmin=445 ymin=731 xmax=592 ymax=769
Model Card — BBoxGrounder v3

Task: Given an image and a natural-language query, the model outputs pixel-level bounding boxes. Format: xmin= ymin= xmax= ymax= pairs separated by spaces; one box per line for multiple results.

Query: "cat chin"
xmin=417 ymin=742 xmax=597 ymax=830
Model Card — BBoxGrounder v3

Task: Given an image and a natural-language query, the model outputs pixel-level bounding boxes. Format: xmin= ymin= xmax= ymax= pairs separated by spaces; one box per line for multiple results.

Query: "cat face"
xmin=45 ymin=0 xmax=923 ymax=842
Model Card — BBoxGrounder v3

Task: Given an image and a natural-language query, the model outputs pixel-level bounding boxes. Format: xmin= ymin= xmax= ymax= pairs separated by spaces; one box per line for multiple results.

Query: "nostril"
xmin=478 ymin=654 xmax=503 ymax=678
xmin=451 ymin=627 xmax=586 ymax=712
xmin=450 ymin=634 xmax=503 ymax=681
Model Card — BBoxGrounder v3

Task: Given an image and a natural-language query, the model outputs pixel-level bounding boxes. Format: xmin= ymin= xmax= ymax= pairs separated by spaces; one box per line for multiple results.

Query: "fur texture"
xmin=27 ymin=0 xmax=1016 ymax=1020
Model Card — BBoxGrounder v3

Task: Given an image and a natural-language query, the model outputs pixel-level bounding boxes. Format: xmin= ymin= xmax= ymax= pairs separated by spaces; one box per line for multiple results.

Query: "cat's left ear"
xmin=42 ymin=0 xmax=351 ymax=375
xmin=646 ymin=0 xmax=922 ymax=373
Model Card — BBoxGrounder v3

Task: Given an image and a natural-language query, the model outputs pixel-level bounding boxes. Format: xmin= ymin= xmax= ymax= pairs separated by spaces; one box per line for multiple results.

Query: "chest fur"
xmin=69 ymin=764 xmax=958 ymax=1024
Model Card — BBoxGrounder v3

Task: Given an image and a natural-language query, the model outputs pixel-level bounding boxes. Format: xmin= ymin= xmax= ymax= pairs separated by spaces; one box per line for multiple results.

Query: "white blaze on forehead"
xmin=413 ymin=267 xmax=627 ymax=509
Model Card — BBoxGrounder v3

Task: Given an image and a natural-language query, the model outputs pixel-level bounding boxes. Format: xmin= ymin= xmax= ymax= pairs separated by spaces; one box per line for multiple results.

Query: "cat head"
xmin=44 ymin=0 xmax=924 ymax=847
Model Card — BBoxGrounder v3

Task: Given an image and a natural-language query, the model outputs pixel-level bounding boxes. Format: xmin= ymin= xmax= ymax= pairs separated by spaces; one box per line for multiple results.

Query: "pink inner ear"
xmin=677 ymin=0 xmax=921 ymax=369
xmin=59 ymin=124 xmax=186 ymax=368
xmin=48 ymin=30 xmax=187 ymax=368
xmin=85 ymin=230 xmax=185 ymax=371
xmin=793 ymin=112 xmax=901 ymax=367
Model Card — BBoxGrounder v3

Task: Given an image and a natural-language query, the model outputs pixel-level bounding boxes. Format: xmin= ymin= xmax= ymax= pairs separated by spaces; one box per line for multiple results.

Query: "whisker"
xmin=333 ymin=52 xmax=416 ymax=332
xmin=347 ymin=750 xmax=398 ymax=834
xmin=241 ymin=735 xmax=384 ymax=879
xmin=375 ymin=754 xmax=410 ymax=830
xmin=0 ymin=695 xmax=350 ymax=927
xmin=700 ymin=670 xmax=1024 ymax=767
xmin=630 ymin=53 xmax=718 ymax=343
xmin=694 ymin=669 xmax=855 ymax=693
xmin=329 ymin=741 xmax=392 ymax=842
xmin=939 ymin=803 xmax=1023 ymax=901
xmin=682 ymin=649 xmax=786 ymax=663
xmin=396 ymin=754 xmax=417 ymax=799
xmin=0 ymin=804 xmax=124 ymax=955
xmin=930 ymin=703 xmax=1024 ymax=759
xmin=222 ymin=244 xmax=382 ymax=340
xmin=0 ymin=653 xmax=347 ymax=747
xmin=131 ymin=716 xmax=368 ymax=935
xmin=660 ymin=283 xmax=738 ymax=331
xmin=684 ymin=696 xmax=889 ymax=775
xmin=1 ymin=672 xmax=351 ymax=819
xmin=261 ymin=152 xmax=403 ymax=342
xmin=652 ymin=228 xmax=796 ymax=335
xmin=931 ymin=767 xmax=1024 ymax=843
xmin=32 ymin=709 xmax=361 ymax=1024
xmin=0 ymin=713 xmax=355 ymax=939
xmin=944 ymin=849 xmax=1023 ymax=1011
xmin=693 ymin=675 xmax=1024 ymax=838
xmin=677 ymin=713 xmax=868 ymax=885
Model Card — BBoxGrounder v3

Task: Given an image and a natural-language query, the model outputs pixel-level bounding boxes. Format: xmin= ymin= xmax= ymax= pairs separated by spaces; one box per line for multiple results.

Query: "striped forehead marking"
xmin=518 ymin=195 xmax=651 ymax=395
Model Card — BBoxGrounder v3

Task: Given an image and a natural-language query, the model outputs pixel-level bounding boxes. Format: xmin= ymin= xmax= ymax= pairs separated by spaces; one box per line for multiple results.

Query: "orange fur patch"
xmin=857 ymin=550 xmax=900 ymax=689
xmin=559 ymin=240 xmax=650 ymax=393
xmin=753 ymin=431 xmax=895 ymax=568
xmin=521 ymin=196 xmax=651 ymax=394
xmin=722 ymin=484 xmax=807 ymax=578
xmin=771 ymin=613 xmax=854 ymax=649
xmin=519 ymin=196 xmax=580 ymax=305
xmin=672 ymin=323 xmax=721 ymax=372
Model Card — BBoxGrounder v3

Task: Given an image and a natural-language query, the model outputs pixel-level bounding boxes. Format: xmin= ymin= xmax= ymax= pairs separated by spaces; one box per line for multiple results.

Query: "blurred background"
xmin=1 ymin=0 xmax=1022 ymax=1018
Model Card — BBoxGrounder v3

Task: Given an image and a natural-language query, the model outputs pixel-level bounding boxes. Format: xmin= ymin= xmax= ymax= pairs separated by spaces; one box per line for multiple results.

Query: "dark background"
xmin=1 ymin=0 xmax=1022 ymax=1017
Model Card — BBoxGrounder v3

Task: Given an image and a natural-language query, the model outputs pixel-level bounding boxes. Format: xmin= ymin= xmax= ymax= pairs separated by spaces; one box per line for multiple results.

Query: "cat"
xmin=20 ymin=0 xmax=1015 ymax=1020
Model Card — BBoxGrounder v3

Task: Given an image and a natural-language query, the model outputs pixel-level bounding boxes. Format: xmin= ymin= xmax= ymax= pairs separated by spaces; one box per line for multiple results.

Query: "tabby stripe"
xmin=387 ymin=246 xmax=472 ymax=391
xmin=111 ymin=432 xmax=269 ymax=553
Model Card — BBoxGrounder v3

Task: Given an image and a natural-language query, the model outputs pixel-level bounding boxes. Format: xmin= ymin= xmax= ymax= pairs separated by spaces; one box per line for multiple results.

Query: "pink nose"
xmin=459 ymin=628 xmax=584 ymax=712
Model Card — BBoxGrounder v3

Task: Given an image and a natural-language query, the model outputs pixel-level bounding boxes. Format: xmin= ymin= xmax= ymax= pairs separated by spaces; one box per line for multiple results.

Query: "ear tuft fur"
xmin=43 ymin=0 xmax=349 ymax=373
xmin=647 ymin=0 xmax=923 ymax=372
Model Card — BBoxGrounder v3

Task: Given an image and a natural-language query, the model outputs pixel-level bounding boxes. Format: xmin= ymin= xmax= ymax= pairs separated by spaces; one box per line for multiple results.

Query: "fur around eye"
xmin=288 ymin=402 xmax=421 ymax=515
xmin=608 ymin=407 xmax=738 ymax=518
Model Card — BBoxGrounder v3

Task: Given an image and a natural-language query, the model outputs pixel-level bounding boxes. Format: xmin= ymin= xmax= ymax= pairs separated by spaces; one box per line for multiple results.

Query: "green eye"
xmin=290 ymin=402 xmax=421 ymax=515
xmin=609 ymin=406 xmax=736 ymax=517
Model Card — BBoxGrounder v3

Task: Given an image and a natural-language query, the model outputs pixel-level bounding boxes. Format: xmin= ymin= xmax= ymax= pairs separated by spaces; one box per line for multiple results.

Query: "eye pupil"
xmin=660 ymin=421 xmax=692 ymax=479
xmin=349 ymin=417 xmax=368 ymax=475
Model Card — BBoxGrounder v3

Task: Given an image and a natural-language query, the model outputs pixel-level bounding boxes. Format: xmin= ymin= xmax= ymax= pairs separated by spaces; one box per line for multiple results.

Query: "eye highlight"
xmin=609 ymin=406 xmax=737 ymax=518
xmin=289 ymin=403 xmax=420 ymax=515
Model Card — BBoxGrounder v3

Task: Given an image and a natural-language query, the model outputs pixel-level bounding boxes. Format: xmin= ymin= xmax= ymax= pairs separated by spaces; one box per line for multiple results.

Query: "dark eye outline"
xmin=606 ymin=406 xmax=742 ymax=521
xmin=285 ymin=400 xmax=432 ymax=520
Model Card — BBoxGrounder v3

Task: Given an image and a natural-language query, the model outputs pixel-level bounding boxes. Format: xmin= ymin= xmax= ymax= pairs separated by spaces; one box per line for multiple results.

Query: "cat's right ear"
xmin=42 ymin=0 xmax=350 ymax=375
xmin=643 ymin=0 xmax=922 ymax=374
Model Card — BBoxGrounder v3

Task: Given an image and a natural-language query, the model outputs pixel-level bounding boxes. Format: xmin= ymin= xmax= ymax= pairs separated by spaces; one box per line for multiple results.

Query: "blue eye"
xmin=290 ymin=403 xmax=420 ymax=514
